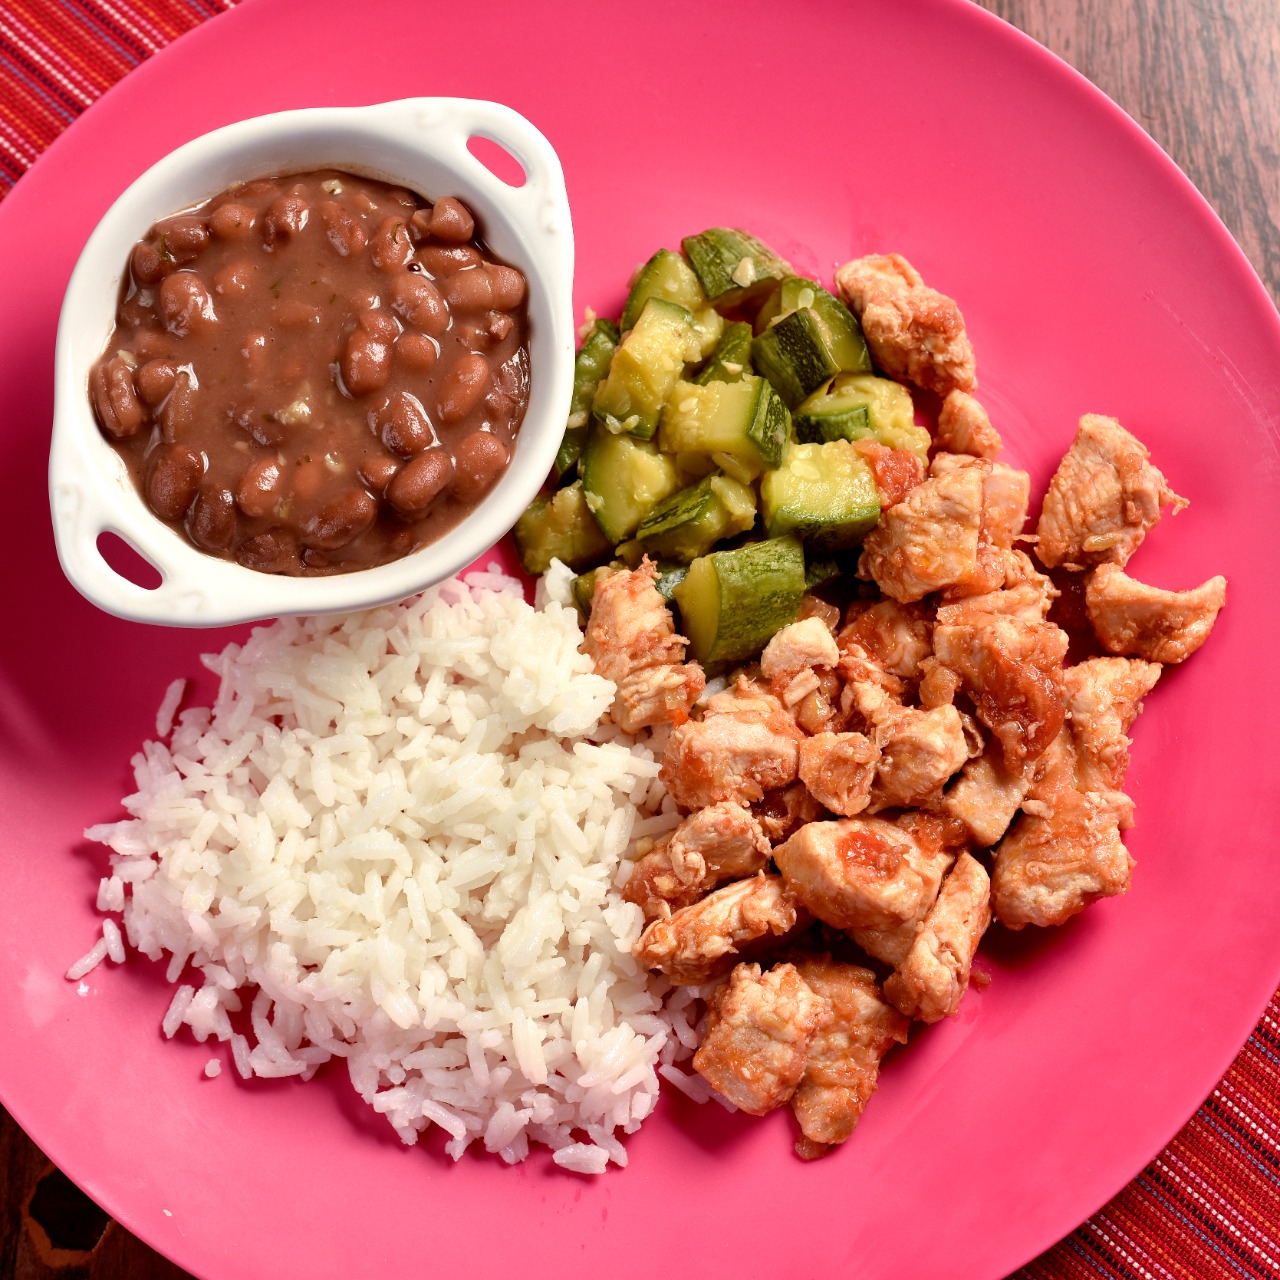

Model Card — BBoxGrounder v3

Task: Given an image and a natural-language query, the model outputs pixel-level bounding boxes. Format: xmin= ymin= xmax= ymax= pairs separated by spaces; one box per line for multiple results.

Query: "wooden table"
xmin=1 ymin=1 xmax=1276 ymax=1276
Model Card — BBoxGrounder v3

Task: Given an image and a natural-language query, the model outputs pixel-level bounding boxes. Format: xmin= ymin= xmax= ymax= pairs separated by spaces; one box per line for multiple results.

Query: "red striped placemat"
xmin=1 ymin=4 xmax=1277 ymax=1277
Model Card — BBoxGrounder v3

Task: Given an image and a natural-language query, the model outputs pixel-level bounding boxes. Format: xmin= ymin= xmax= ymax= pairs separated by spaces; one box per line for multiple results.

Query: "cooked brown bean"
xmin=376 ymin=391 xmax=435 ymax=456
xmin=188 ymin=485 xmax=236 ymax=551
xmin=146 ymin=444 xmax=204 ymax=520
xmin=155 ymin=217 xmax=209 ymax=262
xmin=370 ymin=217 xmax=414 ymax=272
xmin=436 ymin=352 xmax=490 ymax=424
xmin=134 ymin=359 xmax=177 ymax=407
xmin=158 ymin=370 xmax=197 ymax=439
xmin=394 ymin=331 xmax=438 ymax=372
xmin=235 ymin=455 xmax=284 ymax=517
xmin=231 ymin=179 xmax=279 ymax=201
xmin=387 ymin=447 xmax=453 ymax=515
xmin=428 ymin=196 xmax=475 ymax=243
xmin=276 ymin=299 xmax=323 ymax=328
xmin=262 ymin=194 xmax=307 ymax=247
xmin=210 ymin=203 xmax=257 ymax=240
xmin=90 ymin=356 xmax=146 ymax=439
xmin=451 ymin=431 xmax=509 ymax=504
xmin=236 ymin=528 xmax=296 ymax=573
xmin=418 ymin=244 xmax=481 ymax=276
xmin=443 ymin=266 xmax=495 ymax=313
xmin=159 ymin=272 xmax=216 ymax=336
xmin=213 ymin=260 xmax=255 ymax=300
xmin=341 ymin=328 xmax=392 ymax=397
xmin=357 ymin=308 xmax=400 ymax=342
xmin=131 ymin=241 xmax=166 ymax=285
xmin=319 ymin=200 xmax=367 ymax=257
xmin=357 ymin=452 xmax=400 ymax=493
xmin=389 ymin=273 xmax=449 ymax=334
xmin=302 ymin=487 xmax=378 ymax=550
xmin=487 ymin=264 xmax=527 ymax=309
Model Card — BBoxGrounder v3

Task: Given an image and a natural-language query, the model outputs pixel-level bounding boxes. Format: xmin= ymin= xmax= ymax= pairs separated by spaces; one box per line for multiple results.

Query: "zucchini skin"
xmin=580 ymin=425 xmax=683 ymax=544
xmin=513 ymin=481 xmax=613 ymax=575
xmin=696 ymin=320 xmax=754 ymax=386
xmin=621 ymin=249 xmax=706 ymax=332
xmin=681 ymin=228 xmax=792 ymax=309
xmin=556 ymin=319 xmax=620 ymax=480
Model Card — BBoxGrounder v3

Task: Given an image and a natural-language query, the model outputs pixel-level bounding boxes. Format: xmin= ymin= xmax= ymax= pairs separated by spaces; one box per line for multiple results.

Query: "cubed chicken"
xmin=870 ymin=704 xmax=971 ymax=810
xmin=857 ymin=463 xmax=987 ymax=602
xmin=833 ymin=253 xmax=977 ymax=396
xmin=584 ymin=560 xmax=705 ymax=732
xmin=660 ymin=679 xmax=805 ymax=810
xmin=1064 ymin=656 xmax=1161 ymax=795
xmin=840 ymin=599 xmax=934 ymax=680
xmin=932 ymin=614 xmax=1068 ymax=768
xmin=930 ymin=453 xmax=1030 ymax=550
xmin=836 ymin=638 xmax=907 ymax=728
xmin=622 ymin=801 xmax=772 ymax=920
xmin=936 ymin=389 xmax=1002 ymax=460
xmin=693 ymin=962 xmax=830 ymax=1115
xmin=1034 ymin=415 xmax=1187 ymax=570
xmin=633 ymin=873 xmax=804 ymax=984
xmin=942 ymin=740 xmax=1039 ymax=847
xmin=883 ymin=852 xmax=991 ymax=1023
xmin=761 ymin=617 xmax=841 ymax=680
xmin=774 ymin=816 xmax=952 ymax=932
xmin=754 ymin=782 xmax=829 ymax=845
xmin=790 ymin=957 xmax=909 ymax=1156
xmin=798 ymin=732 xmax=881 ymax=817
xmin=1085 ymin=564 xmax=1227 ymax=664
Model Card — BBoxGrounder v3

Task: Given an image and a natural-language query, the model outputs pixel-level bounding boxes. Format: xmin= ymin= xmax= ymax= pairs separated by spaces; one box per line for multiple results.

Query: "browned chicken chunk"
xmin=693 ymin=962 xmax=830 ymax=1115
xmin=774 ymin=817 xmax=952 ymax=932
xmin=936 ymin=389 xmax=1002 ymax=459
xmin=1085 ymin=564 xmax=1227 ymax=664
xmin=1034 ymin=415 xmax=1187 ymax=570
xmin=841 ymin=599 xmax=934 ymax=680
xmin=660 ymin=680 xmax=805 ymax=810
xmin=633 ymin=873 xmax=803 ymax=984
xmin=622 ymin=801 xmax=771 ymax=920
xmin=870 ymin=704 xmax=971 ymax=810
xmin=884 ymin=852 xmax=991 ymax=1023
xmin=1064 ymin=656 xmax=1161 ymax=796
xmin=754 ymin=782 xmax=828 ymax=845
xmin=584 ymin=560 xmax=705 ymax=732
xmin=798 ymin=731 xmax=880 ymax=817
xmin=790 ymin=957 xmax=909 ymax=1157
xmin=857 ymin=463 xmax=987 ymax=602
xmin=833 ymin=253 xmax=977 ymax=396
xmin=942 ymin=740 xmax=1038 ymax=847
xmin=933 ymin=613 xmax=1068 ymax=769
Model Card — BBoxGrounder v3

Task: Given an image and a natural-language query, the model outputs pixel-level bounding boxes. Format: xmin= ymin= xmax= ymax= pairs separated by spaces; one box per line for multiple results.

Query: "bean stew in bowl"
xmin=51 ymin=98 xmax=575 ymax=625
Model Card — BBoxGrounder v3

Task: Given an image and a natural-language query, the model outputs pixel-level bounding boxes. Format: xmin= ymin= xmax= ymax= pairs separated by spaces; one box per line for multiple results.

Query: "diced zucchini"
xmin=695 ymin=320 xmax=754 ymax=385
xmin=580 ymin=425 xmax=683 ymax=543
xmin=592 ymin=298 xmax=701 ymax=440
xmin=555 ymin=319 xmax=619 ymax=479
xmin=674 ymin=536 xmax=806 ymax=666
xmin=692 ymin=306 xmax=725 ymax=359
xmin=796 ymin=374 xmax=931 ymax=462
xmin=793 ymin=401 xmax=872 ymax=444
xmin=681 ymin=228 xmax=792 ymax=310
xmin=751 ymin=301 xmax=874 ymax=408
xmin=760 ymin=441 xmax=881 ymax=550
xmin=635 ymin=473 xmax=757 ymax=563
xmin=621 ymin=249 xmax=707 ymax=332
xmin=654 ymin=563 xmax=689 ymax=604
xmin=754 ymin=277 xmax=823 ymax=332
xmin=804 ymin=555 xmax=844 ymax=590
xmin=513 ymin=481 xmax=613 ymax=575
xmin=657 ymin=375 xmax=789 ymax=480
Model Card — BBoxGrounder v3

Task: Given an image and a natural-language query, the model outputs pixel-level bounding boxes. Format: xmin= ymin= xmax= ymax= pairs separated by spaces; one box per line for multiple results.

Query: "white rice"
xmin=79 ymin=566 xmax=697 ymax=1169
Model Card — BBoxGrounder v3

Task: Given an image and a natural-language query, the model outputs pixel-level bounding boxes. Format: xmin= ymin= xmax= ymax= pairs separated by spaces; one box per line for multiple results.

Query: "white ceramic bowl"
xmin=50 ymin=97 xmax=575 ymax=627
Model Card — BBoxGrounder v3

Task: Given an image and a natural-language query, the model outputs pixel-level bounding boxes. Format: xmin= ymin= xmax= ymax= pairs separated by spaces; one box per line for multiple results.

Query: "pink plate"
xmin=2 ymin=1 xmax=1279 ymax=1277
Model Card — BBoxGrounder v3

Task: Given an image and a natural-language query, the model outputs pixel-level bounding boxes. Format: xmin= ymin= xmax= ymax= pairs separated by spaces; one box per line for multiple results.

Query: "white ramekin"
xmin=50 ymin=97 xmax=574 ymax=627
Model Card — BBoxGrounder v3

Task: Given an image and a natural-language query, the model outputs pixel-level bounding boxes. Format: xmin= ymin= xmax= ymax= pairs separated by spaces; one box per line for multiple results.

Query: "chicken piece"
xmin=936 ymin=389 xmax=1002 ymax=459
xmin=1034 ymin=415 xmax=1188 ymax=570
xmin=774 ymin=816 xmax=953 ymax=932
xmin=942 ymin=740 xmax=1038 ymax=847
xmin=851 ymin=437 xmax=926 ymax=508
xmin=992 ymin=767 xmax=1133 ymax=929
xmin=857 ymin=463 xmax=987 ymax=602
xmin=883 ymin=852 xmax=991 ymax=1023
xmin=634 ymin=873 xmax=804 ymax=984
xmin=693 ymin=962 xmax=830 ymax=1115
xmin=916 ymin=657 xmax=961 ymax=709
xmin=930 ymin=453 xmax=1029 ymax=549
xmin=933 ymin=614 xmax=1068 ymax=769
xmin=792 ymin=669 xmax=845 ymax=736
xmin=836 ymin=638 xmax=907 ymax=728
xmin=840 ymin=599 xmax=934 ymax=680
xmin=1064 ymin=656 xmax=1161 ymax=795
xmin=1085 ymin=564 xmax=1226 ymax=664
xmin=849 ymin=919 xmax=921 ymax=968
xmin=798 ymin=731 xmax=880 ymax=817
xmin=623 ymin=802 xmax=772 ymax=920
xmin=660 ymin=679 xmax=805 ymax=810
xmin=870 ymin=704 xmax=971 ymax=810
xmin=833 ymin=253 xmax=977 ymax=396
xmin=790 ymin=957 xmax=909 ymax=1155
xmin=754 ymin=782 xmax=827 ymax=846
xmin=761 ymin=616 xmax=842 ymax=716
xmin=584 ymin=560 xmax=705 ymax=732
